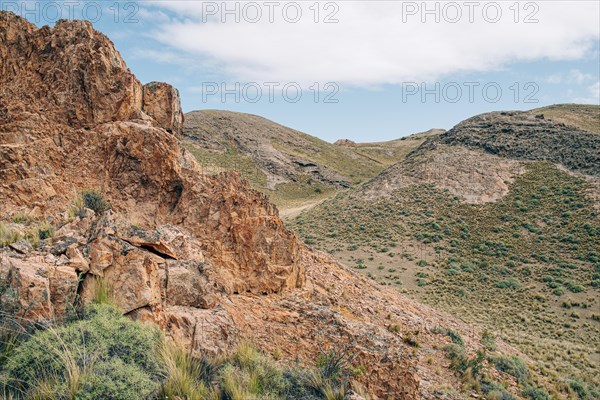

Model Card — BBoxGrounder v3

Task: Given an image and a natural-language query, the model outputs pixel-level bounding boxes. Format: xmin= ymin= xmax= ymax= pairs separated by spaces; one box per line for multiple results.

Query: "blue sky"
xmin=5 ymin=1 xmax=599 ymax=142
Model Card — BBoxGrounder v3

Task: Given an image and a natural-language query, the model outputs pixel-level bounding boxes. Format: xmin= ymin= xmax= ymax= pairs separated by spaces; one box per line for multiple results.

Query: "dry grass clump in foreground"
xmin=0 ymin=279 xmax=370 ymax=400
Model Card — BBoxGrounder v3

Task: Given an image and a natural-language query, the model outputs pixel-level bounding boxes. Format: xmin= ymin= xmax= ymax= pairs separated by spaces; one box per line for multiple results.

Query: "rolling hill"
xmin=289 ymin=105 xmax=600 ymax=396
xmin=183 ymin=110 xmax=440 ymax=208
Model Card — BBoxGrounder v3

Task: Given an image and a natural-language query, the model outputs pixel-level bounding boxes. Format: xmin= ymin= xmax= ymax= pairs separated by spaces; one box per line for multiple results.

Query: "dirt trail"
xmin=279 ymin=198 xmax=329 ymax=219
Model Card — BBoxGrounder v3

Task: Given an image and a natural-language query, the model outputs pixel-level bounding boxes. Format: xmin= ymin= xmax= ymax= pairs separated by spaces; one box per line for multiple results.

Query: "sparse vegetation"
xmin=24 ymin=220 xmax=54 ymax=248
xmin=291 ymin=162 xmax=600 ymax=392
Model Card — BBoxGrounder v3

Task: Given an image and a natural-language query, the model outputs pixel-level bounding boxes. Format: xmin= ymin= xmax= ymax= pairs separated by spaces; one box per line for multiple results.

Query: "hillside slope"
xmin=291 ymin=106 xmax=600 ymax=396
xmin=424 ymin=109 xmax=599 ymax=175
xmin=336 ymin=129 xmax=446 ymax=166
xmin=184 ymin=110 xmax=442 ymax=209
xmin=184 ymin=110 xmax=383 ymax=188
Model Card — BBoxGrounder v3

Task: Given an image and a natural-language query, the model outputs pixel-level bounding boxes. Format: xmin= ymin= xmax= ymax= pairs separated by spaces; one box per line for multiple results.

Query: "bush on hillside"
xmin=3 ymin=304 xmax=163 ymax=399
xmin=490 ymin=354 xmax=529 ymax=384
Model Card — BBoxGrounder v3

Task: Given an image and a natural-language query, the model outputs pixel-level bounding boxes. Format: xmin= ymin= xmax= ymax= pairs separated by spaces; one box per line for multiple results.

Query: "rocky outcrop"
xmin=143 ymin=82 xmax=184 ymax=138
xmin=334 ymin=139 xmax=357 ymax=147
xmin=0 ymin=14 xmax=302 ymax=297
xmin=0 ymin=208 xmax=427 ymax=398
xmin=0 ymin=14 xmax=143 ymax=128
xmin=0 ymin=256 xmax=79 ymax=320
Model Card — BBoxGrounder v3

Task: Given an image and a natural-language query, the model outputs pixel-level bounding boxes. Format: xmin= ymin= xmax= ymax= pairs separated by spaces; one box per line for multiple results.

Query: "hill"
xmin=424 ymin=109 xmax=599 ymax=175
xmin=290 ymin=106 xmax=600 ymax=396
xmin=183 ymin=110 xmax=381 ymax=187
xmin=184 ymin=110 xmax=440 ymax=208
xmin=336 ymin=129 xmax=446 ymax=167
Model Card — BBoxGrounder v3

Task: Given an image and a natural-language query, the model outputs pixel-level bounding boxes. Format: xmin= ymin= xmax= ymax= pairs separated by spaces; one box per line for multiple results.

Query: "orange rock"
xmin=1 ymin=258 xmax=53 ymax=320
xmin=143 ymin=82 xmax=184 ymax=138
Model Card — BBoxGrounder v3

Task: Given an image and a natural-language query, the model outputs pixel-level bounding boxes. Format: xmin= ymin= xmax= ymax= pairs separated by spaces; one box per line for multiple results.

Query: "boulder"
xmin=1 ymin=258 xmax=52 ymax=320
xmin=165 ymin=261 xmax=218 ymax=309
xmin=49 ymin=266 xmax=79 ymax=316
xmin=0 ymin=258 xmax=78 ymax=320
xmin=83 ymin=237 xmax=163 ymax=314
xmin=115 ymin=223 xmax=205 ymax=261
xmin=143 ymin=82 xmax=184 ymax=138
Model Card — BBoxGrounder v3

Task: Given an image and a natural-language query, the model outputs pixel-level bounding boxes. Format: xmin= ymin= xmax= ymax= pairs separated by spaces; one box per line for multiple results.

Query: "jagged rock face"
xmin=0 ymin=13 xmax=182 ymax=132
xmin=0 ymin=14 xmax=144 ymax=127
xmin=0 ymin=13 xmax=303 ymax=296
xmin=143 ymin=82 xmax=184 ymax=138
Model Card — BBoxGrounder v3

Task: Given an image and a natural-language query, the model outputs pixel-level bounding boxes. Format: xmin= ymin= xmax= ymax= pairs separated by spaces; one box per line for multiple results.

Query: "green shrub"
xmin=521 ymin=385 xmax=550 ymax=400
xmin=481 ymin=380 xmax=516 ymax=400
xmin=490 ymin=355 xmax=529 ymax=384
xmin=433 ymin=327 xmax=464 ymax=346
xmin=568 ymin=379 xmax=587 ymax=399
xmin=443 ymin=344 xmax=485 ymax=378
xmin=3 ymin=304 xmax=163 ymax=398
xmin=495 ymin=278 xmax=521 ymax=290
xmin=69 ymin=190 xmax=110 ymax=219
xmin=77 ymin=358 xmax=158 ymax=400
xmin=481 ymin=330 xmax=497 ymax=351
xmin=82 ymin=190 xmax=110 ymax=214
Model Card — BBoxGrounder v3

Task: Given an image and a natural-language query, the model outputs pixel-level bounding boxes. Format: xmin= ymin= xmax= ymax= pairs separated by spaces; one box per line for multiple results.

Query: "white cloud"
xmin=570 ymin=81 xmax=600 ymax=104
xmin=587 ymin=81 xmax=600 ymax=101
xmin=145 ymin=1 xmax=600 ymax=87
xmin=545 ymin=74 xmax=562 ymax=84
xmin=568 ymin=69 xmax=596 ymax=84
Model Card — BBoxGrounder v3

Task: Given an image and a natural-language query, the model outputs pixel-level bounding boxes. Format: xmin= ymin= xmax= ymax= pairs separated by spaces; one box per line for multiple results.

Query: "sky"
xmin=4 ymin=0 xmax=600 ymax=142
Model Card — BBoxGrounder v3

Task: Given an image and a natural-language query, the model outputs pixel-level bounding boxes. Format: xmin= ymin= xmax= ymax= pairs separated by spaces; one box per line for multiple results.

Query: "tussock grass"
xmin=0 ymin=223 xmax=19 ymax=248
xmin=23 ymin=221 xmax=54 ymax=248
xmin=89 ymin=277 xmax=115 ymax=306
xmin=159 ymin=341 xmax=218 ymax=400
